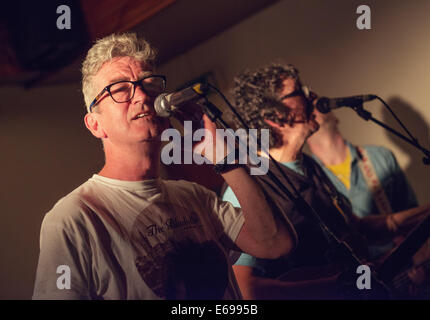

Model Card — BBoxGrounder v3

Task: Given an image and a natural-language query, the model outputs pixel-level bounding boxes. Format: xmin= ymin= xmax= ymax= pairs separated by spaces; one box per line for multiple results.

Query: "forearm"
xmin=222 ymin=168 xmax=276 ymax=240
xmin=197 ymin=115 xmax=295 ymax=257
xmin=359 ymin=203 xmax=430 ymax=240
xmin=390 ymin=203 xmax=430 ymax=231
xmin=222 ymin=167 xmax=296 ymax=258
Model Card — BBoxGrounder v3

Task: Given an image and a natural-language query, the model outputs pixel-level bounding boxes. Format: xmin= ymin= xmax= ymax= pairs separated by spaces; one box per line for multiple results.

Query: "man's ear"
xmin=84 ymin=112 xmax=107 ymax=138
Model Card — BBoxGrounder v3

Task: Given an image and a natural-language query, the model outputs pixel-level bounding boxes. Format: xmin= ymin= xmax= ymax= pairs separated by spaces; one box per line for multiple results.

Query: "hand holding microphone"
xmin=154 ymin=83 xmax=209 ymax=119
xmin=155 ymin=83 xmax=228 ymax=164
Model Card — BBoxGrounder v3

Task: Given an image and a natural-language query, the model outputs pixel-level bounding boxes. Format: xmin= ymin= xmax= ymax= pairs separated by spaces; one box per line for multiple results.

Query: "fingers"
xmin=202 ymin=114 xmax=217 ymax=134
xmin=407 ymin=266 xmax=427 ymax=296
xmin=408 ymin=266 xmax=426 ymax=285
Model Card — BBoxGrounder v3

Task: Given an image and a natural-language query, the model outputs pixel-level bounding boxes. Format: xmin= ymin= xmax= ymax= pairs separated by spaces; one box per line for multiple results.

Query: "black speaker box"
xmin=6 ymin=0 xmax=88 ymax=71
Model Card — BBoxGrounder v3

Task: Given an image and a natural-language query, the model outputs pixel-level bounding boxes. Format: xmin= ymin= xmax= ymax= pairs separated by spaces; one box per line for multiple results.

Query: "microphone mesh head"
xmin=315 ymin=97 xmax=331 ymax=114
xmin=154 ymin=93 xmax=172 ymax=117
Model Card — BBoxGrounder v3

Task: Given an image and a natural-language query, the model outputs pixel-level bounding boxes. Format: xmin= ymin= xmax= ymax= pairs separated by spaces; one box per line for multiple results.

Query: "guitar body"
xmin=275 ymin=215 xmax=430 ymax=299
xmin=277 ymin=263 xmax=391 ymax=300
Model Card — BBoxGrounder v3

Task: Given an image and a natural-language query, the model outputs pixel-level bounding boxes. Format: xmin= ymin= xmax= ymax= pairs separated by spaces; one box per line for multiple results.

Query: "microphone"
xmin=154 ymin=83 xmax=208 ymax=117
xmin=315 ymin=94 xmax=378 ymax=114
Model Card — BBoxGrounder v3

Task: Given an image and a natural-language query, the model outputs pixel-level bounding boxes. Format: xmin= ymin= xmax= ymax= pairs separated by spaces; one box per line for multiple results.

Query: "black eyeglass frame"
xmin=88 ymin=74 xmax=166 ymax=112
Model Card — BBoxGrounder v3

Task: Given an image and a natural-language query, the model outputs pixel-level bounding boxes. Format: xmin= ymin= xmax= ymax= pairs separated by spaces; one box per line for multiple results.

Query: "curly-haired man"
xmin=223 ymin=63 xmax=430 ymax=299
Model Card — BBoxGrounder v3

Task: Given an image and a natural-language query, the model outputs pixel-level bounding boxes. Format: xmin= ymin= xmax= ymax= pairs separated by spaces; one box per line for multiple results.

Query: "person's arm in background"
xmin=380 ymin=148 xmax=430 ymax=271
xmin=349 ymin=146 xmax=427 ymax=240
xmin=351 ymin=204 xmax=430 ymax=242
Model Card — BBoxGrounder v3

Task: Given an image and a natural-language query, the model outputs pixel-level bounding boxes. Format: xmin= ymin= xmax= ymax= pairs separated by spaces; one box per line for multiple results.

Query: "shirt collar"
xmin=345 ymin=141 xmax=360 ymax=164
xmin=310 ymin=140 xmax=359 ymax=165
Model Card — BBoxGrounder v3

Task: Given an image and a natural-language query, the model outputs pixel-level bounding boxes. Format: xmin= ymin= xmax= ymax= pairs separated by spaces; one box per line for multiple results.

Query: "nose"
xmin=132 ymin=83 xmax=151 ymax=105
xmin=132 ymin=83 xmax=157 ymax=115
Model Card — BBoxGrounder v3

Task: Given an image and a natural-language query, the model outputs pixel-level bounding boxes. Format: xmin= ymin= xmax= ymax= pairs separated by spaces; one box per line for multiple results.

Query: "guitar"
xmin=389 ymin=259 xmax=430 ymax=297
xmin=376 ymin=212 xmax=430 ymax=298
xmin=277 ymin=213 xmax=430 ymax=299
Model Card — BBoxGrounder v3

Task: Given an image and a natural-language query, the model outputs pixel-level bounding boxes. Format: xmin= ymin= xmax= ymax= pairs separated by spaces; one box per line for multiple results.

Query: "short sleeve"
xmin=221 ymin=186 xmax=241 ymax=208
xmin=32 ymin=199 xmax=93 ymax=300
xmin=365 ymin=145 xmax=418 ymax=213
xmin=385 ymin=149 xmax=418 ymax=209
xmin=222 ymin=187 xmax=269 ymax=276
xmin=234 ymin=253 xmax=267 ymax=276
xmin=188 ymin=182 xmax=245 ymax=247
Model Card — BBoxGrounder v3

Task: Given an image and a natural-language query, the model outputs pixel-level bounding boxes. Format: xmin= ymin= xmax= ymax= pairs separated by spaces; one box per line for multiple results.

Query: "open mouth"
xmin=133 ymin=112 xmax=152 ymax=120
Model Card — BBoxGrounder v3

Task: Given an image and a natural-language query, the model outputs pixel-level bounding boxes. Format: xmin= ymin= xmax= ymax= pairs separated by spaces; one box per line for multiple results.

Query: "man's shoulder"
xmin=362 ymin=144 xmax=393 ymax=156
xmin=42 ymin=179 xmax=97 ymax=227
xmin=360 ymin=144 xmax=397 ymax=167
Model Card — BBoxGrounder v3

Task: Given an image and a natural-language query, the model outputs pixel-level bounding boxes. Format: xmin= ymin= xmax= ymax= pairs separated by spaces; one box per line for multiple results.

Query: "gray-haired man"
xmin=32 ymin=33 xmax=296 ymax=300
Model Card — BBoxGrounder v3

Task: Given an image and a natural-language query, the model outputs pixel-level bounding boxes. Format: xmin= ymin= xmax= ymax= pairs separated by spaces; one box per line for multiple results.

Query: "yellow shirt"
xmin=326 ymin=148 xmax=351 ymax=189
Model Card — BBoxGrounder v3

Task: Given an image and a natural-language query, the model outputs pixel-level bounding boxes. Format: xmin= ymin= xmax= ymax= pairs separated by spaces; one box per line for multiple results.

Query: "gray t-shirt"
xmin=33 ymin=174 xmax=244 ymax=300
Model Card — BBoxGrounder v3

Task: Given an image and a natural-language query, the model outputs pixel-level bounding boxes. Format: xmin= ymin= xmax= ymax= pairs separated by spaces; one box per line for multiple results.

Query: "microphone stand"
xmin=197 ymin=95 xmax=392 ymax=298
xmin=349 ymin=100 xmax=430 ymax=165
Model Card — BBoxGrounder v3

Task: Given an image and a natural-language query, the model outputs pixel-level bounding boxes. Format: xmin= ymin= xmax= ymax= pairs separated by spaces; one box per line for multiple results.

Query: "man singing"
xmin=32 ymin=33 xmax=296 ymax=300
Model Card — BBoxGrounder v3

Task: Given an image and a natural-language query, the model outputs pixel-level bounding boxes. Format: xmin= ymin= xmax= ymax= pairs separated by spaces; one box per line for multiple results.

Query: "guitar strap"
xmin=307 ymin=157 xmax=371 ymax=261
xmin=356 ymin=146 xmax=393 ymax=214
xmin=306 ymin=157 xmax=352 ymax=227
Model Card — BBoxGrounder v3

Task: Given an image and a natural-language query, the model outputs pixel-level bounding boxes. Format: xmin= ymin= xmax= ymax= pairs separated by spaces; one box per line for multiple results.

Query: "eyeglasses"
xmin=89 ymin=75 xmax=166 ymax=112
xmin=279 ymin=85 xmax=316 ymax=125
xmin=279 ymin=85 xmax=311 ymax=101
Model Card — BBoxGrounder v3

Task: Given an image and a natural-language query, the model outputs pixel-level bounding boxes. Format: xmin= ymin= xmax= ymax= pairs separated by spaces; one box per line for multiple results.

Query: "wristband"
xmin=213 ymin=148 xmax=242 ymax=174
